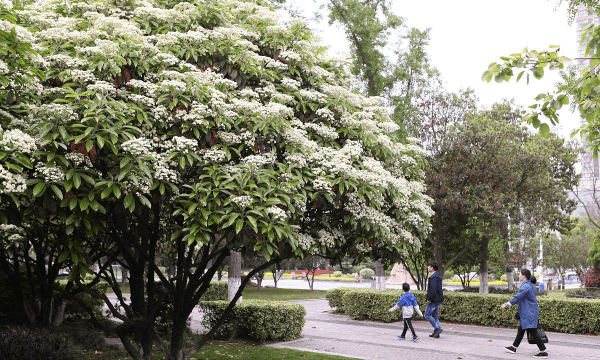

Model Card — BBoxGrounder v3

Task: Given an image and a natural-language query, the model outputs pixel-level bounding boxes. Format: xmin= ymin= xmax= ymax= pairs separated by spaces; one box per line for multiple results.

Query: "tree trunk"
xmin=479 ymin=236 xmax=490 ymax=294
xmin=374 ymin=259 xmax=386 ymax=291
xmin=307 ymin=271 xmax=315 ymax=291
xmin=52 ymin=297 xmax=67 ymax=327
xmin=228 ymin=250 xmax=242 ymax=303
xmin=506 ymin=267 xmax=515 ymax=292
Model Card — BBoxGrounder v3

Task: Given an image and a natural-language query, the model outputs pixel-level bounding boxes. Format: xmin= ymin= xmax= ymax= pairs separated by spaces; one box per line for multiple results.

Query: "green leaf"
xmin=51 ymin=185 xmax=63 ymax=200
xmin=73 ymin=173 xmax=81 ymax=189
xmin=539 ymin=123 xmax=550 ymax=137
xmin=32 ymin=183 xmax=46 ymax=197
xmin=235 ymin=219 xmax=244 ymax=234
xmin=124 ymin=193 xmax=134 ymax=209
xmin=58 ymin=252 xmax=69 ymax=263
xmin=113 ymin=186 xmax=122 ymax=198
xmin=80 ymin=197 xmax=89 ymax=211
xmin=139 ymin=194 xmax=151 ymax=208
xmin=69 ymin=197 xmax=78 ymax=210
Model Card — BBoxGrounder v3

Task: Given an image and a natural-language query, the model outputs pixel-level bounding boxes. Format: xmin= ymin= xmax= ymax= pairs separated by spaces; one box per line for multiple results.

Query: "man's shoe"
xmin=432 ymin=329 xmax=443 ymax=338
xmin=412 ymin=336 xmax=419 ymax=342
xmin=533 ymin=352 xmax=548 ymax=358
xmin=429 ymin=332 xmax=436 ymax=337
xmin=504 ymin=346 xmax=517 ymax=354
xmin=397 ymin=336 xmax=405 ymax=340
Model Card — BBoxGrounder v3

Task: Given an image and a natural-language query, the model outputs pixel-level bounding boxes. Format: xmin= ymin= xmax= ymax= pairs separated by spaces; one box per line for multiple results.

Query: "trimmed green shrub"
xmin=199 ymin=299 xmax=306 ymax=342
xmin=332 ymin=271 xmax=343 ymax=278
xmin=202 ymin=281 xmax=228 ymax=301
xmin=0 ymin=326 xmax=78 ymax=360
xmin=330 ymin=288 xmax=600 ymax=334
xmin=341 ymin=289 xmax=425 ymax=322
xmin=326 ymin=287 xmax=355 ymax=312
xmin=359 ymin=268 xmax=375 ymax=279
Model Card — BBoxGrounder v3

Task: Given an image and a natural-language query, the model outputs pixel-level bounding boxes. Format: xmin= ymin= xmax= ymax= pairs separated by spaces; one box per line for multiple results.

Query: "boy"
xmin=389 ymin=283 xmax=423 ymax=342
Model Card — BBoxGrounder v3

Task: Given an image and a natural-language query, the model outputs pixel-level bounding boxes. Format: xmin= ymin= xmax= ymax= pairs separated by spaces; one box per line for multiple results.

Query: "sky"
xmin=287 ymin=0 xmax=582 ymax=140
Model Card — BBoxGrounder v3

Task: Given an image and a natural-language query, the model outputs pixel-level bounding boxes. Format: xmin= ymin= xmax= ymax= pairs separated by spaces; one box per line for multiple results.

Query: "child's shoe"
xmin=412 ymin=336 xmax=419 ymax=342
xmin=397 ymin=336 xmax=405 ymax=340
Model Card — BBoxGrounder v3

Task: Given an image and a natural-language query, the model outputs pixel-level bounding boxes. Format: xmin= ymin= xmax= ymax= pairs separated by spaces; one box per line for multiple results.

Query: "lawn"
xmin=191 ymin=341 xmax=359 ymax=360
xmin=76 ymin=340 xmax=359 ymax=360
xmin=242 ymin=286 xmax=328 ymax=301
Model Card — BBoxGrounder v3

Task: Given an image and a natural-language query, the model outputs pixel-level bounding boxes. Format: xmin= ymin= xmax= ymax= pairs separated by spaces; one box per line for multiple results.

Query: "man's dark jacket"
xmin=426 ymin=272 xmax=444 ymax=303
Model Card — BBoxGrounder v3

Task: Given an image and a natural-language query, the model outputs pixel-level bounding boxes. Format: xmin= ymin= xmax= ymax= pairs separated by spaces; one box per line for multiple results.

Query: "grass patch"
xmin=242 ymin=286 xmax=327 ymax=301
xmin=70 ymin=340 xmax=357 ymax=360
xmin=192 ymin=340 xmax=359 ymax=360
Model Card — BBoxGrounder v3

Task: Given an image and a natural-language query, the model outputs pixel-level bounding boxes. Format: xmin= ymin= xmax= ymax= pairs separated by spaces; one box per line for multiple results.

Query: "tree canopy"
xmin=0 ymin=0 xmax=432 ymax=358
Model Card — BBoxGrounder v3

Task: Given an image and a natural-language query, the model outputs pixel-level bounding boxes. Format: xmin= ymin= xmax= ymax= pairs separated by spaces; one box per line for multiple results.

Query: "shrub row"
xmin=0 ymin=326 xmax=77 ymax=360
xmin=199 ymin=299 xmax=306 ymax=342
xmin=327 ymin=288 xmax=600 ymax=334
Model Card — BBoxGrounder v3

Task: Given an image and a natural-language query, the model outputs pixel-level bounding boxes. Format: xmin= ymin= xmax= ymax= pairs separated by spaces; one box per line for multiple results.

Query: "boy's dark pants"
xmin=401 ymin=318 xmax=416 ymax=337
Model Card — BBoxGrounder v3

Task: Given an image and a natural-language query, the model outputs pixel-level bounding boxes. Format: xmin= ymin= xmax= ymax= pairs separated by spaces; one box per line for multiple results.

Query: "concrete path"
xmin=267 ymin=299 xmax=600 ymax=360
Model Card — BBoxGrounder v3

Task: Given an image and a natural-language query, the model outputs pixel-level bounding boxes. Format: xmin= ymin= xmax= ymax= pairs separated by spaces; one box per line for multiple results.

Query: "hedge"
xmin=0 ymin=326 xmax=77 ymax=360
xmin=199 ymin=299 xmax=306 ymax=342
xmin=327 ymin=288 xmax=600 ymax=334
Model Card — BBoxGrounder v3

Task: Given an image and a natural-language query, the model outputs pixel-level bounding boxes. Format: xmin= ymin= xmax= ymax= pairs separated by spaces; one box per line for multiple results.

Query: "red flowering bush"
xmin=583 ymin=268 xmax=600 ymax=289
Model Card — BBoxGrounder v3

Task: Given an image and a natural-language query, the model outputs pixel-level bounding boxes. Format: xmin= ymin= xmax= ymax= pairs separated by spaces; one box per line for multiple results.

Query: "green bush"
xmin=0 ymin=326 xmax=78 ymax=360
xmin=359 ymin=268 xmax=375 ymax=279
xmin=199 ymin=299 xmax=306 ymax=342
xmin=501 ymin=274 xmax=508 ymax=282
xmin=202 ymin=281 xmax=228 ymax=301
xmin=332 ymin=271 xmax=343 ymax=278
xmin=329 ymin=288 xmax=600 ymax=334
xmin=326 ymin=287 xmax=355 ymax=312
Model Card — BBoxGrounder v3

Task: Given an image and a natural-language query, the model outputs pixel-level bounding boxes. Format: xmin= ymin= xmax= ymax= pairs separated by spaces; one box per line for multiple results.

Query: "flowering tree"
xmin=0 ymin=0 xmax=432 ymax=359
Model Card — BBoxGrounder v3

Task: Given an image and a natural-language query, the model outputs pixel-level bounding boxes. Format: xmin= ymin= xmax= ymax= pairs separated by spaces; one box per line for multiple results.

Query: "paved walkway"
xmin=268 ymin=299 xmax=600 ymax=360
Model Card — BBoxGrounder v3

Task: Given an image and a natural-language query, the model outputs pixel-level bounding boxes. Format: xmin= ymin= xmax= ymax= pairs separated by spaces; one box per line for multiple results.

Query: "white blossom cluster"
xmin=0 ymin=129 xmax=37 ymax=154
xmin=0 ymin=0 xmax=13 ymax=9
xmin=278 ymin=50 xmax=301 ymax=63
xmin=88 ymin=81 xmax=116 ymax=94
xmin=316 ymin=228 xmax=343 ymax=248
xmin=29 ymin=103 xmax=78 ymax=122
xmin=312 ymin=178 xmax=334 ymax=196
xmin=0 ymin=60 xmax=8 ymax=74
xmin=315 ymin=108 xmax=335 ymax=122
xmin=35 ymin=164 xmax=65 ymax=184
xmin=267 ymin=206 xmax=287 ymax=222
xmin=128 ymin=79 xmax=158 ymax=97
xmin=231 ymin=195 xmax=253 ymax=208
xmin=218 ymin=130 xmax=254 ymax=147
xmin=65 ymin=152 xmax=93 ymax=168
xmin=154 ymin=161 xmax=179 ymax=183
xmin=122 ymin=138 xmax=153 ymax=157
xmin=298 ymin=89 xmax=327 ymax=104
xmin=0 ymin=164 xmax=27 ymax=194
xmin=296 ymin=232 xmax=314 ymax=251
xmin=200 ymin=148 xmax=227 ymax=163
xmin=241 ymin=153 xmax=275 ymax=169
xmin=67 ymin=69 xmax=96 ymax=84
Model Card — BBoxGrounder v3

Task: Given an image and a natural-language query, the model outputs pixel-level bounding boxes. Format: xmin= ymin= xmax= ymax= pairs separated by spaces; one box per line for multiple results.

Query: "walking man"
xmin=425 ymin=262 xmax=444 ymax=338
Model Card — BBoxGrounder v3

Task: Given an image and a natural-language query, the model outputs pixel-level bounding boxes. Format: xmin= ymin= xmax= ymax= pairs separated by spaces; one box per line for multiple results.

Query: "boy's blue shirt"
xmin=396 ymin=292 xmax=418 ymax=308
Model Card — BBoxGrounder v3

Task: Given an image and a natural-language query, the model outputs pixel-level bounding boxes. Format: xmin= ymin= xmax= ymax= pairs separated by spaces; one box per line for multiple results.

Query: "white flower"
xmin=231 ymin=195 xmax=253 ymax=208
xmin=267 ymin=206 xmax=288 ymax=222
xmin=0 ymin=129 xmax=37 ymax=154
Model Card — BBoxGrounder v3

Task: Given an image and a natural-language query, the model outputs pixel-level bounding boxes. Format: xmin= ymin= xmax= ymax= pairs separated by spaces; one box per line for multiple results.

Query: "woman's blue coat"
xmin=509 ymin=280 xmax=539 ymax=329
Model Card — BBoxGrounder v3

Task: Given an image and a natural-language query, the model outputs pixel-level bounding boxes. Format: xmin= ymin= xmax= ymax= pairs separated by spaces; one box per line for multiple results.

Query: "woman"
xmin=500 ymin=269 xmax=548 ymax=358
